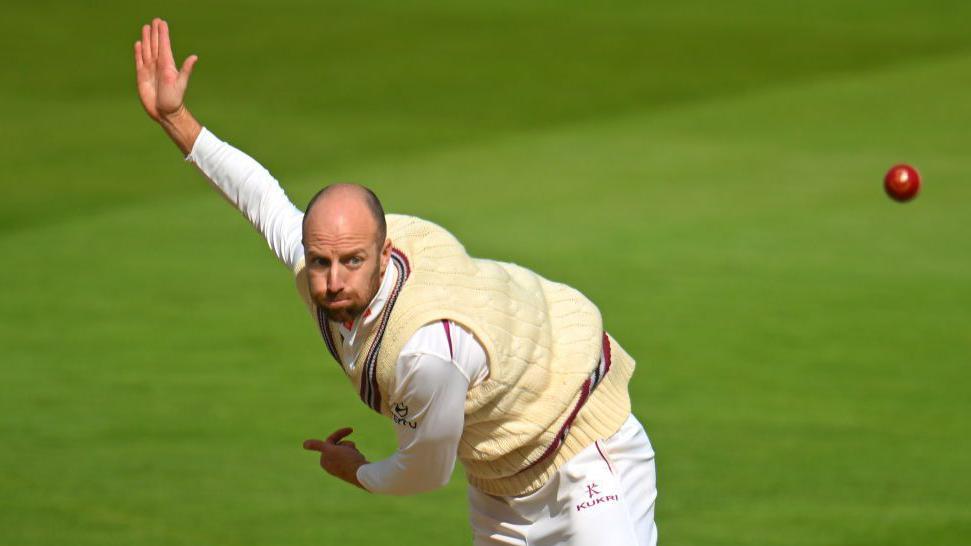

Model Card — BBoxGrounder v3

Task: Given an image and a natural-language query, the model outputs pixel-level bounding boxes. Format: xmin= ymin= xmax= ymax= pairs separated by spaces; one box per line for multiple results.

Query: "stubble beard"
xmin=320 ymin=258 xmax=384 ymax=324
xmin=321 ymin=303 xmax=363 ymax=324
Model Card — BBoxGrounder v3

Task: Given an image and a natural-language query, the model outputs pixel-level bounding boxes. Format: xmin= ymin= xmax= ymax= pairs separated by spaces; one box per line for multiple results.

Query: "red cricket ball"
xmin=883 ymin=164 xmax=921 ymax=202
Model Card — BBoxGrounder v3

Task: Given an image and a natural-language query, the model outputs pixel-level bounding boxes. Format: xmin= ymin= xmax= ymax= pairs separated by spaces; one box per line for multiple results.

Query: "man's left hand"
xmin=303 ymin=427 xmax=369 ymax=490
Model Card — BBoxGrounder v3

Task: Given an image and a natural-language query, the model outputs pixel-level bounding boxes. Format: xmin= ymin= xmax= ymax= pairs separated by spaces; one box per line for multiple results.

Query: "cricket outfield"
xmin=1 ymin=1 xmax=970 ymax=544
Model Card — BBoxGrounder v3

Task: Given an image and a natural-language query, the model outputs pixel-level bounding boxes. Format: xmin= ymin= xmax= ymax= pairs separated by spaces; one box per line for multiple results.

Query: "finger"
xmin=141 ymin=24 xmax=152 ymax=63
xmin=340 ymin=441 xmax=356 ymax=449
xmin=303 ymin=439 xmax=327 ymax=452
xmin=178 ymin=54 xmax=198 ymax=86
xmin=151 ymin=18 xmax=161 ymax=62
xmin=134 ymin=41 xmax=143 ymax=71
xmin=159 ymin=19 xmax=175 ymax=66
xmin=326 ymin=427 xmax=354 ymax=444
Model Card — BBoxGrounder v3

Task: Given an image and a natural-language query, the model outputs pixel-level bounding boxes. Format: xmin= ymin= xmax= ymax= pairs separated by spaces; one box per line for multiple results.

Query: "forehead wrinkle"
xmin=305 ymin=233 xmax=372 ymax=251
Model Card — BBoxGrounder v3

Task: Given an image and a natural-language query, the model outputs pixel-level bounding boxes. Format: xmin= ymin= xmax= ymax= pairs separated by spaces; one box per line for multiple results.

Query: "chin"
xmin=321 ymin=304 xmax=363 ymax=324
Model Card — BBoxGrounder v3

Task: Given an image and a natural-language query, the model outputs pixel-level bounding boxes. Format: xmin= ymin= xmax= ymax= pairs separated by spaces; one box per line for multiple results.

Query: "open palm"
xmin=134 ymin=19 xmax=197 ymax=122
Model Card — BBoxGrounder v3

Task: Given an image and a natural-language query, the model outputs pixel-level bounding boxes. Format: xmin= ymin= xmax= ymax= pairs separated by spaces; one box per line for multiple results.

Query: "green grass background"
xmin=2 ymin=1 xmax=970 ymax=544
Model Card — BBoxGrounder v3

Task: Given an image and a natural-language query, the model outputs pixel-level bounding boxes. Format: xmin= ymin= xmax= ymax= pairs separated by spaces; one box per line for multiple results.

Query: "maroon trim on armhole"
xmin=601 ymin=332 xmax=612 ymax=376
xmin=442 ymin=319 xmax=454 ymax=360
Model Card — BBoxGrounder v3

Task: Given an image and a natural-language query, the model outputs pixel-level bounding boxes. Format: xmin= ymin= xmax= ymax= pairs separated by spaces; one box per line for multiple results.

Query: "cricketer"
xmin=135 ymin=18 xmax=658 ymax=545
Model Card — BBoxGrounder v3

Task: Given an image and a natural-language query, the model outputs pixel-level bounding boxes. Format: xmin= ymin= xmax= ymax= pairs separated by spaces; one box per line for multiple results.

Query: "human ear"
xmin=380 ymin=238 xmax=392 ymax=274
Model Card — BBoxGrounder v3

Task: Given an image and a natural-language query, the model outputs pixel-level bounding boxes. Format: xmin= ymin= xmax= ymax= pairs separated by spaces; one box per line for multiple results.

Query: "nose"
xmin=326 ymin=264 xmax=344 ymax=294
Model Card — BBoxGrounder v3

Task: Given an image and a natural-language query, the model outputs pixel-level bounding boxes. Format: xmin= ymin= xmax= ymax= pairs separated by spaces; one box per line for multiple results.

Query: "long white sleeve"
xmin=355 ymin=321 xmax=488 ymax=495
xmin=186 ymin=128 xmax=305 ymax=270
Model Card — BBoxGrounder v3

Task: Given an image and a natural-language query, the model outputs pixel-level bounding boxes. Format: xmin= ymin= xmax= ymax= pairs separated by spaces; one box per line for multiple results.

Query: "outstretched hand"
xmin=134 ymin=18 xmax=197 ymax=122
xmin=304 ymin=428 xmax=370 ymax=490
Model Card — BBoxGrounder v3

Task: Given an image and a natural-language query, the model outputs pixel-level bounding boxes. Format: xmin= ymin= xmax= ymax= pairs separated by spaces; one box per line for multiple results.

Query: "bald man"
xmin=135 ymin=19 xmax=657 ymax=545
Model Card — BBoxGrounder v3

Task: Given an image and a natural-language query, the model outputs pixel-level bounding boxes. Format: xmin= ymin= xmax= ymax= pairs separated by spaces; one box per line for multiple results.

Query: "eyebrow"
xmin=307 ymin=247 xmax=370 ymax=259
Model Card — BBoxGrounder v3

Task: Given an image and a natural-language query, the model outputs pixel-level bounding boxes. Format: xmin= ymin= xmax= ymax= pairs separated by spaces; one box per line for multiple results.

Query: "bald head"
xmin=303 ymin=183 xmax=386 ymax=246
xmin=301 ymin=184 xmax=391 ymax=323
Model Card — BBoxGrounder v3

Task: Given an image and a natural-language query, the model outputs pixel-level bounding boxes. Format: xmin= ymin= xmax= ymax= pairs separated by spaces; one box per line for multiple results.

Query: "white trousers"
xmin=467 ymin=414 xmax=658 ymax=546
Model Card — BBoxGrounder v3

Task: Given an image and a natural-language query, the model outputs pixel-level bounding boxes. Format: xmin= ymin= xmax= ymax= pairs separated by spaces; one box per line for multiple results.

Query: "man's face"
xmin=303 ymin=205 xmax=390 ymax=324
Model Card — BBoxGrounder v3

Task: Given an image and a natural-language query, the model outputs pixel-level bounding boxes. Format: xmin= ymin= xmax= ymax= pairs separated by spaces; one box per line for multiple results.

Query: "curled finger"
xmin=303 ymin=439 xmax=327 ymax=452
xmin=326 ymin=427 xmax=354 ymax=444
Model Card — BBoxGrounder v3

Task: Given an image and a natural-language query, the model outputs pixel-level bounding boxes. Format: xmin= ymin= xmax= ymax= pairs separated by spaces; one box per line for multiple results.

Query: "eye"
xmin=313 ymin=257 xmax=331 ymax=268
xmin=347 ymin=256 xmax=364 ymax=266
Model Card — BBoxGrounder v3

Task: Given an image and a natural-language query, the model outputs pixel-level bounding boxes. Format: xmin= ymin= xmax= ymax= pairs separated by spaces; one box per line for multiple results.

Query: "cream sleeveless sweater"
xmin=296 ymin=215 xmax=636 ymax=496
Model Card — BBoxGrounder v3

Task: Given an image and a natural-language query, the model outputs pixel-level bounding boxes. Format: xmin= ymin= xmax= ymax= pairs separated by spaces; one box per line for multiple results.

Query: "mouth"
xmin=319 ymin=300 xmax=359 ymax=323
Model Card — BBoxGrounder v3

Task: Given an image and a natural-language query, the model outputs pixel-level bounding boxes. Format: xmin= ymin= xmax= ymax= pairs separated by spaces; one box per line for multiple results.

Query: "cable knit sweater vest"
xmin=294 ymin=214 xmax=635 ymax=496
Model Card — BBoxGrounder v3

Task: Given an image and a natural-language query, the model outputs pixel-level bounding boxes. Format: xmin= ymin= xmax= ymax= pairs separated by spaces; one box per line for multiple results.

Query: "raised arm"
xmin=134 ymin=18 xmax=200 ymax=154
xmin=134 ymin=18 xmax=304 ymax=270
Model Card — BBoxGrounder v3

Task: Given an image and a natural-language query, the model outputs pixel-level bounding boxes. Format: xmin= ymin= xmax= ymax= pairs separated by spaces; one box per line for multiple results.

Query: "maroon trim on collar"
xmin=316 ymin=306 xmax=342 ymax=367
xmin=392 ymin=248 xmax=411 ymax=278
xmin=313 ymin=247 xmax=412 ymax=403
xmin=358 ymin=248 xmax=411 ymax=413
